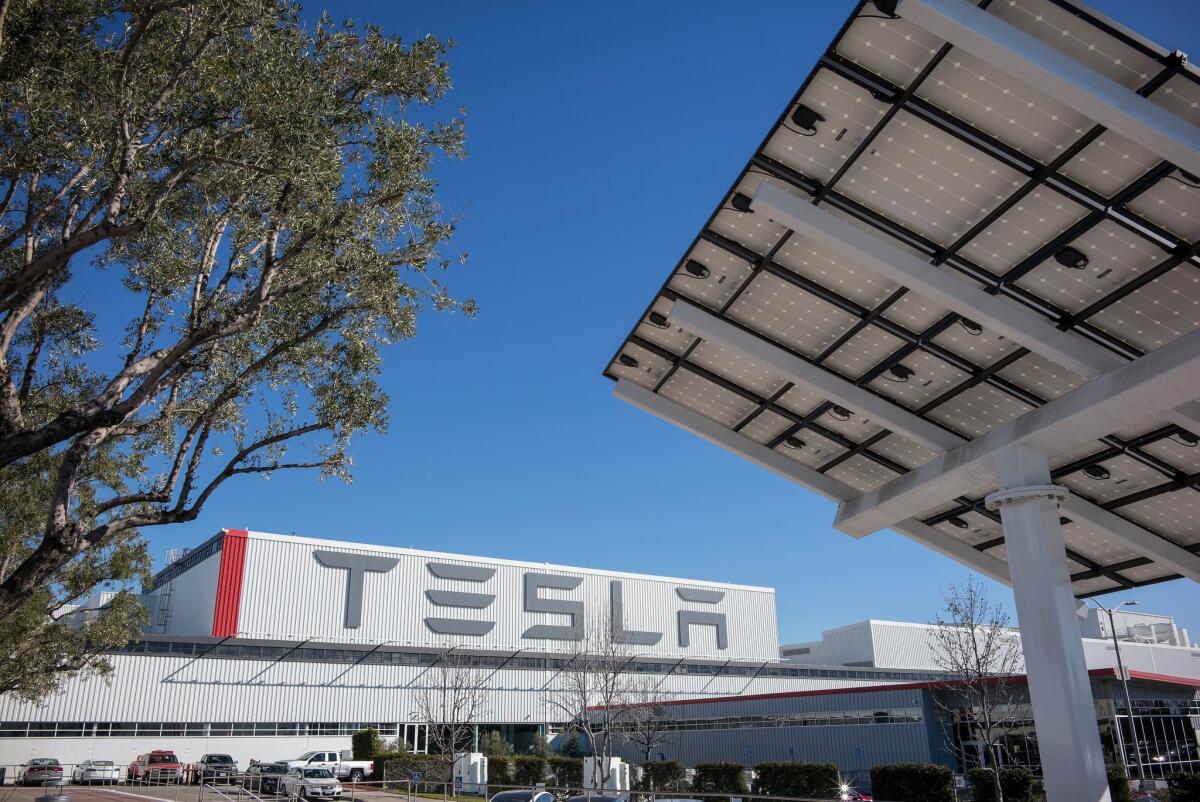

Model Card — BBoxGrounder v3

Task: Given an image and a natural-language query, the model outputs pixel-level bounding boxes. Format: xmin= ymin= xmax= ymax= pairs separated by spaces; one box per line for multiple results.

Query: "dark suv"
xmin=195 ymin=754 xmax=238 ymax=784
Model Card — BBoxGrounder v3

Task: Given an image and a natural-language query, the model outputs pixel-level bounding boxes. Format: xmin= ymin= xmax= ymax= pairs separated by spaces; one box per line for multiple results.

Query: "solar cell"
xmin=605 ymin=0 xmax=1200 ymax=595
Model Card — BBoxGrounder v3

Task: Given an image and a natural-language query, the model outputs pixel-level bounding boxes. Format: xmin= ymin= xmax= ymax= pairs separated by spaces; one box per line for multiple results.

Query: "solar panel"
xmin=605 ymin=0 xmax=1200 ymax=596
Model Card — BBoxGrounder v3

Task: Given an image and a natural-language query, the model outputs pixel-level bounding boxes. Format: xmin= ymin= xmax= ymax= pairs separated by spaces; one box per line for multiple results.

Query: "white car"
xmin=279 ymin=767 xmax=342 ymax=799
xmin=72 ymin=760 xmax=121 ymax=784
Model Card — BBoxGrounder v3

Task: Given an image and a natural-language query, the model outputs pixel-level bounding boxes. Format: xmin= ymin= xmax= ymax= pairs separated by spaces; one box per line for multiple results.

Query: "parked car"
xmin=72 ymin=760 xmax=121 ymax=784
xmin=489 ymin=792 xmax=556 ymax=802
xmin=18 ymin=758 xmax=63 ymax=785
xmin=243 ymin=762 xmax=289 ymax=794
xmin=128 ymin=750 xmax=184 ymax=783
xmin=278 ymin=767 xmax=343 ymax=799
xmin=565 ymin=796 xmax=625 ymax=802
xmin=840 ymin=790 xmax=872 ymax=802
xmin=194 ymin=754 xmax=239 ymax=784
xmin=283 ymin=751 xmax=374 ymax=782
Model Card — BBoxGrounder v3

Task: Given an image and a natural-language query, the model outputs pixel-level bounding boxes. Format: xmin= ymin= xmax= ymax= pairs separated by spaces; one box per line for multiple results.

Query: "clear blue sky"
xmin=150 ymin=0 xmax=1200 ymax=644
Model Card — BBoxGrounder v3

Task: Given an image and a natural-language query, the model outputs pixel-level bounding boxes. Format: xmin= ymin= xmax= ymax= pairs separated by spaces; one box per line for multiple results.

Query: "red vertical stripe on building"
xmin=211 ymin=529 xmax=249 ymax=637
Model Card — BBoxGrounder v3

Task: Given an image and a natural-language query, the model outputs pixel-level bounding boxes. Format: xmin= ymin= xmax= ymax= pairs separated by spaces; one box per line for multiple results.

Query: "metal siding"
xmin=236 ymin=531 xmax=778 ymax=660
xmin=152 ymin=550 xmax=222 ymax=636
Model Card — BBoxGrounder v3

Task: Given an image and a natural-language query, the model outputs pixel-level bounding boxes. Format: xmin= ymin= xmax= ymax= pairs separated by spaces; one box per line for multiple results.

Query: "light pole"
xmin=1088 ymin=599 xmax=1146 ymax=786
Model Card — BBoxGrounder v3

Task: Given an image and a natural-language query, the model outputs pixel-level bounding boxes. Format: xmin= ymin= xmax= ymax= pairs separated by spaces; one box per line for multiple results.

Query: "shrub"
xmin=480 ymin=730 xmax=514 ymax=757
xmin=489 ymin=756 xmax=512 ymax=786
xmin=546 ymin=756 xmax=582 ymax=788
xmin=1108 ymin=766 xmax=1133 ymax=802
xmin=754 ymin=761 xmax=840 ymax=798
xmin=1168 ymin=772 xmax=1200 ymax=802
xmin=512 ymin=756 xmax=547 ymax=786
xmin=638 ymin=761 xmax=686 ymax=792
xmin=352 ymin=727 xmax=383 ymax=761
xmin=692 ymin=763 xmax=747 ymax=794
xmin=382 ymin=753 xmax=450 ymax=787
xmin=530 ymin=734 xmax=552 ymax=757
xmin=870 ymin=763 xmax=954 ymax=802
xmin=967 ymin=766 xmax=1035 ymax=802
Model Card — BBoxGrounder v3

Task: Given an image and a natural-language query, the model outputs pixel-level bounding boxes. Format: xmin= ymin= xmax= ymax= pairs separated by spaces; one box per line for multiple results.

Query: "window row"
xmin=0 ymin=721 xmax=423 ymax=738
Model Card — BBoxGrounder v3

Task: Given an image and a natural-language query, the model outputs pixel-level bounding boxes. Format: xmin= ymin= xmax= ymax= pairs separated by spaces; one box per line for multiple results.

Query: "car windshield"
xmin=492 ymin=793 xmax=533 ymax=802
xmin=30 ymin=759 xmax=59 ymax=767
xmin=297 ymin=752 xmax=319 ymax=761
xmin=262 ymin=765 xmax=287 ymax=774
xmin=302 ymin=769 xmax=334 ymax=779
xmin=148 ymin=755 xmax=177 ymax=764
xmin=207 ymin=756 xmax=234 ymax=764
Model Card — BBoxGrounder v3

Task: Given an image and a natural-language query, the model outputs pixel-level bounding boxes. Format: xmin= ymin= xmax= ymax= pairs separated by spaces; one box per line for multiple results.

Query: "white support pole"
xmin=986 ymin=446 xmax=1110 ymax=802
xmin=897 ymin=0 xmax=1200 ymax=179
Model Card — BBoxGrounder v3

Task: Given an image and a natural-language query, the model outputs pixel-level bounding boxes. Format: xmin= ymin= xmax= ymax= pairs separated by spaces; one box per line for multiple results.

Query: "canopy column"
xmin=986 ymin=445 xmax=1110 ymax=802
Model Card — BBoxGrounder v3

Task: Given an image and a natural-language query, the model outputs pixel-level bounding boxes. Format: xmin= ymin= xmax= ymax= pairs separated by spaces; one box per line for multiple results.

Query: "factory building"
xmin=0 ymin=528 xmax=1196 ymax=784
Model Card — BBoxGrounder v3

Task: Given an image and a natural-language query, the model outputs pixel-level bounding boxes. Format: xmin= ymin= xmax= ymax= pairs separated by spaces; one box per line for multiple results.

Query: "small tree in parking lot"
xmin=416 ymin=647 xmax=487 ymax=795
xmin=352 ymin=727 xmax=384 ymax=760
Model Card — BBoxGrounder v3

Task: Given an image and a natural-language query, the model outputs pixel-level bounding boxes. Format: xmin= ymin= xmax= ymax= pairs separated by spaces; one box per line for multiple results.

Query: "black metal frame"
xmin=603 ymin=0 xmax=1200 ymax=593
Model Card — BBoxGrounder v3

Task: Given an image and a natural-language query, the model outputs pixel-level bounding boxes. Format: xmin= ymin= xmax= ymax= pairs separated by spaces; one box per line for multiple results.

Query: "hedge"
xmin=869 ymin=763 xmax=954 ymax=802
xmin=546 ymin=756 xmax=583 ymax=788
xmin=1168 ymin=772 xmax=1200 ymax=802
xmin=381 ymin=753 xmax=451 ymax=787
xmin=637 ymin=761 xmax=686 ymax=793
xmin=512 ymin=756 xmax=547 ymax=786
xmin=692 ymin=763 xmax=747 ymax=794
xmin=754 ymin=761 xmax=840 ymax=798
xmin=489 ymin=756 xmax=512 ymax=786
xmin=967 ymin=766 xmax=1035 ymax=802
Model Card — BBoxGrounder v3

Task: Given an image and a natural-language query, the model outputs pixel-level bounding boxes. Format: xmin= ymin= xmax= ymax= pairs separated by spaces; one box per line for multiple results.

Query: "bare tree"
xmin=620 ymin=675 xmax=672 ymax=765
xmin=415 ymin=647 xmax=488 ymax=797
xmin=548 ymin=615 xmax=638 ymax=790
xmin=928 ymin=577 xmax=1026 ymax=802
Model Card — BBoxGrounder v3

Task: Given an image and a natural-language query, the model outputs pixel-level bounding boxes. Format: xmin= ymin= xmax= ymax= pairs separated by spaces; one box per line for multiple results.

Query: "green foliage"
xmin=869 ymin=764 xmax=954 ymax=802
xmin=637 ymin=761 xmax=685 ymax=793
xmin=529 ymin=734 xmax=552 ymax=757
xmin=0 ymin=0 xmax=471 ymax=701
xmin=753 ymin=761 xmax=840 ymax=798
xmin=558 ymin=733 xmax=587 ymax=758
xmin=545 ymin=756 xmax=582 ymax=788
xmin=967 ymin=766 xmax=1035 ymax=802
xmin=479 ymin=730 xmax=513 ymax=757
xmin=692 ymin=763 xmax=747 ymax=794
xmin=382 ymin=753 xmax=449 ymax=786
xmin=488 ymin=756 xmax=511 ymax=786
xmin=1167 ymin=772 xmax=1200 ymax=802
xmin=352 ymin=728 xmax=384 ymax=761
xmin=511 ymin=756 xmax=546 ymax=786
xmin=1107 ymin=766 xmax=1133 ymax=802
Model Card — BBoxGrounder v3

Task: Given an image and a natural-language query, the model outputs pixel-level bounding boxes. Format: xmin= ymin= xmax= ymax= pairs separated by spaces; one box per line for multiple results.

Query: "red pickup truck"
xmin=128 ymin=750 xmax=184 ymax=783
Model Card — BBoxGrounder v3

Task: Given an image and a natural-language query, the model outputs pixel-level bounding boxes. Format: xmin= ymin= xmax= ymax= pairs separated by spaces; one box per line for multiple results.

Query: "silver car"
xmin=19 ymin=758 xmax=64 ymax=785
xmin=279 ymin=767 xmax=342 ymax=799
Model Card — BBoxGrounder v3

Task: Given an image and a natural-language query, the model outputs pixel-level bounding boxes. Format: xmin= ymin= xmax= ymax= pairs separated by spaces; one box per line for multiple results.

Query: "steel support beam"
xmin=897 ymin=0 xmax=1200 ymax=178
xmin=613 ymin=379 xmax=1010 ymax=583
xmin=751 ymin=181 xmax=1123 ymax=378
xmin=836 ymin=324 xmax=1200 ymax=544
xmin=987 ymin=446 xmax=1111 ymax=802
xmin=667 ymin=298 xmax=967 ymax=453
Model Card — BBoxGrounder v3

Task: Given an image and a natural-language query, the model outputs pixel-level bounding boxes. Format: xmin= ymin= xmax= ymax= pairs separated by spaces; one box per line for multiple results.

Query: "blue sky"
xmin=148 ymin=0 xmax=1200 ymax=644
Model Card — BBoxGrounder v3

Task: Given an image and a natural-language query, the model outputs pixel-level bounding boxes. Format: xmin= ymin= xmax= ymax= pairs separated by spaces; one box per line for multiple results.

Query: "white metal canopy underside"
xmin=605 ymin=0 xmax=1200 ymax=597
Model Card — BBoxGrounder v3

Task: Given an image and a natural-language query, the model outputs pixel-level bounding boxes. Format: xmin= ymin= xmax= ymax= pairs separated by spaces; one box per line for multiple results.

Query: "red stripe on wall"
xmin=211 ymin=529 xmax=249 ymax=637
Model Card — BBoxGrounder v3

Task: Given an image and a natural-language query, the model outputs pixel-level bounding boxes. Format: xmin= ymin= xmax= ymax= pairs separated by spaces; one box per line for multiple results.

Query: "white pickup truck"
xmin=283 ymin=751 xmax=375 ymax=782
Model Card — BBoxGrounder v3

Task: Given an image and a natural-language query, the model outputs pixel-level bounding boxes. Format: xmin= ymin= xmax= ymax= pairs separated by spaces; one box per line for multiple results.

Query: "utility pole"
xmin=1089 ymin=599 xmax=1146 ymax=788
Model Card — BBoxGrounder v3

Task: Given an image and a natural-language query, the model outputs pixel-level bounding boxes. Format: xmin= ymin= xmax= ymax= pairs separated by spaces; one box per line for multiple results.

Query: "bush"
xmin=638 ymin=761 xmax=686 ymax=792
xmin=692 ymin=763 xmax=747 ymax=794
xmin=480 ymin=730 xmax=513 ymax=757
xmin=546 ymin=756 xmax=582 ymax=788
xmin=1108 ymin=766 xmax=1133 ymax=802
xmin=489 ymin=756 xmax=512 ymax=786
xmin=530 ymin=734 xmax=552 ymax=757
xmin=512 ymin=756 xmax=546 ymax=786
xmin=352 ymin=727 xmax=384 ymax=761
xmin=870 ymin=763 xmax=954 ymax=802
xmin=754 ymin=761 xmax=840 ymax=798
xmin=967 ymin=766 xmax=1035 ymax=802
xmin=382 ymin=753 xmax=450 ymax=787
xmin=1168 ymin=772 xmax=1200 ymax=802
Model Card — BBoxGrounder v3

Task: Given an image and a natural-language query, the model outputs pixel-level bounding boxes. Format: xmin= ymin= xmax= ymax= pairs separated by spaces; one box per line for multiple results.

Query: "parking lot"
xmin=0 ymin=785 xmax=410 ymax=802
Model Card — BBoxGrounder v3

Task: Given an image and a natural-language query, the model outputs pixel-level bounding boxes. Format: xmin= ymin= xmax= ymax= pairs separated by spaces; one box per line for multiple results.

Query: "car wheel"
xmin=348 ymin=770 xmax=363 ymax=783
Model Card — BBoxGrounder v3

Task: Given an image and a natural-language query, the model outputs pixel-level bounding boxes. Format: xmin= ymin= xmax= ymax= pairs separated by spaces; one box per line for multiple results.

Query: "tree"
xmin=548 ymin=615 xmax=638 ymax=790
xmin=415 ymin=647 xmax=487 ymax=794
xmin=927 ymin=578 xmax=1025 ymax=802
xmin=0 ymin=0 xmax=471 ymax=700
xmin=620 ymin=676 xmax=672 ymax=764
xmin=479 ymin=730 xmax=513 ymax=757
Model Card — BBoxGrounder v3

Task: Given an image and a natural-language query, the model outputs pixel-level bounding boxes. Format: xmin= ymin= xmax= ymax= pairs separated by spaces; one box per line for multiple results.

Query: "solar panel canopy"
xmin=605 ymin=0 xmax=1200 ymax=597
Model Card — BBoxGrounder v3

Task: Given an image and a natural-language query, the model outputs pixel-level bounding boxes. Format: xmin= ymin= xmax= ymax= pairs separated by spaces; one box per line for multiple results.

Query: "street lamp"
xmin=1087 ymin=599 xmax=1146 ymax=786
